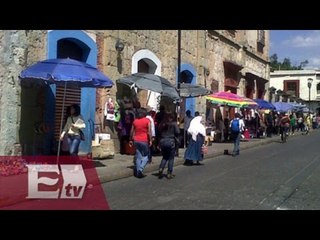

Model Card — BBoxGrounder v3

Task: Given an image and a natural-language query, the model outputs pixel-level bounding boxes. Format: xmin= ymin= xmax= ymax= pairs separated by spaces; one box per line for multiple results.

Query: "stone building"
xmin=0 ymin=30 xmax=269 ymax=156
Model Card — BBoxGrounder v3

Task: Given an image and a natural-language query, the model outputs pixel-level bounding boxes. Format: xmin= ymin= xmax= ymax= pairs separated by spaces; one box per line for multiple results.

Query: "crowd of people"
xmin=59 ymin=102 xmax=320 ymax=179
xmin=240 ymin=110 xmax=320 ymax=139
xmin=116 ymin=103 xmax=320 ymax=178
xmin=117 ymin=105 xmax=210 ymax=179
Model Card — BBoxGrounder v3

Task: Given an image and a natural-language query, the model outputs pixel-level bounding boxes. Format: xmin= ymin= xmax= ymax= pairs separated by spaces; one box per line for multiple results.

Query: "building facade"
xmin=0 ymin=30 xmax=270 ymax=156
xmin=270 ymin=70 xmax=320 ymax=112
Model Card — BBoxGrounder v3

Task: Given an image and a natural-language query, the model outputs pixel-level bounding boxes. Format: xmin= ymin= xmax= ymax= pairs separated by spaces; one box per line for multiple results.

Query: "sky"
xmin=270 ymin=30 xmax=320 ymax=69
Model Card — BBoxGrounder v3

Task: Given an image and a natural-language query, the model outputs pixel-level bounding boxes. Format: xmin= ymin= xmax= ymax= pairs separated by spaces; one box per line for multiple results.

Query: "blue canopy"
xmin=19 ymin=58 xmax=113 ymax=158
xmin=273 ymin=102 xmax=295 ymax=113
xmin=253 ymin=99 xmax=276 ymax=110
xmin=19 ymin=58 xmax=113 ymax=88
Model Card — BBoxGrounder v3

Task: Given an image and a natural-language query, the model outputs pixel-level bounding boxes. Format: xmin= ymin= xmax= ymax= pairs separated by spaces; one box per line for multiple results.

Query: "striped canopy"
xmin=206 ymin=91 xmax=258 ymax=108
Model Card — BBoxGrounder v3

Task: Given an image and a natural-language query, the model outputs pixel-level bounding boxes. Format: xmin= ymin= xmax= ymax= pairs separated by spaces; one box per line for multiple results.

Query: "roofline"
xmin=270 ymin=70 xmax=320 ymax=77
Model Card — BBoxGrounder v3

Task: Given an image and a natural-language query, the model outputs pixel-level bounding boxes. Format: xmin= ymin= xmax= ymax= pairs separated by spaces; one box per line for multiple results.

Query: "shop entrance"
xmin=136 ymin=58 xmax=157 ymax=108
xmin=53 ymin=39 xmax=86 ymax=142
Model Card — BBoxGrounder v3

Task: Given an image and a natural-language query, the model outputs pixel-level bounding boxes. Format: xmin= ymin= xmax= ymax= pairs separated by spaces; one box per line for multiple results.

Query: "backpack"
xmin=231 ymin=119 xmax=240 ymax=133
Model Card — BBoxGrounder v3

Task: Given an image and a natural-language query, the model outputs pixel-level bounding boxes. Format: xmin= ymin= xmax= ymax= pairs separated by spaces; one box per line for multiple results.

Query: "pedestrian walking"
xmin=279 ymin=113 xmax=290 ymax=142
xmin=229 ymin=113 xmax=245 ymax=157
xmin=146 ymin=109 xmax=156 ymax=163
xmin=129 ymin=108 xmax=152 ymax=178
xmin=157 ymin=113 xmax=180 ymax=179
xmin=184 ymin=115 xmax=206 ymax=165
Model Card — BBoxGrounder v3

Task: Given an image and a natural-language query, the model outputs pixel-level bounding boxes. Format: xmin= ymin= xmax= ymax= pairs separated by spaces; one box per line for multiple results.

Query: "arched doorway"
xmin=46 ymin=30 xmax=98 ymax=155
xmin=135 ymin=58 xmax=158 ymax=108
xmin=131 ymin=49 xmax=162 ymax=110
xmin=53 ymin=39 xmax=87 ymax=149
xmin=178 ymin=64 xmax=197 ymax=117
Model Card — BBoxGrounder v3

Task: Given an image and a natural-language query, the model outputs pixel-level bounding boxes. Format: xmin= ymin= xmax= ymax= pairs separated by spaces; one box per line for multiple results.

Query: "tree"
xmin=270 ymin=54 xmax=280 ymax=71
xmin=299 ymin=60 xmax=309 ymax=69
xmin=281 ymin=58 xmax=291 ymax=70
xmin=269 ymin=53 xmax=309 ymax=71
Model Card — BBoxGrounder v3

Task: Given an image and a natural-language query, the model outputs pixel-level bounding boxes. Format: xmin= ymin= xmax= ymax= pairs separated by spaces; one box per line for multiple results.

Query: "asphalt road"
xmin=103 ymin=130 xmax=320 ymax=210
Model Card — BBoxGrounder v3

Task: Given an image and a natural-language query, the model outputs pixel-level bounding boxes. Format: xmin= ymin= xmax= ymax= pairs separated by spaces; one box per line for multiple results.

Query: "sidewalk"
xmin=94 ymin=135 xmax=281 ymax=183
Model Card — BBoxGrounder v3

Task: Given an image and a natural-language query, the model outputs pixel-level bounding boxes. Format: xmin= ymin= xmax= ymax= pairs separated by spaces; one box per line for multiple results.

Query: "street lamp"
xmin=307 ymin=78 xmax=313 ymax=115
xmin=268 ymin=86 xmax=276 ymax=102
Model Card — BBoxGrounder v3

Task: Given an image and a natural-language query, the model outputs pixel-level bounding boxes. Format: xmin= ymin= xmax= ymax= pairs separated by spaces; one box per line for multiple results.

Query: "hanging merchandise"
xmin=104 ymin=98 xmax=115 ymax=121
xmin=114 ymin=100 xmax=121 ymax=123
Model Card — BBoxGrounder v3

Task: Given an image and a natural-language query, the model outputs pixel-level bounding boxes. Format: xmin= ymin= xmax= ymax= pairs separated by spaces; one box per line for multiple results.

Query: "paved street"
xmin=103 ymin=130 xmax=320 ymax=210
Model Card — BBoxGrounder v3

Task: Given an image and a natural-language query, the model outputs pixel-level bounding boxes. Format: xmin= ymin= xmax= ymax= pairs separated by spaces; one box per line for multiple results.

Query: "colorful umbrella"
xmin=206 ymin=91 xmax=258 ymax=108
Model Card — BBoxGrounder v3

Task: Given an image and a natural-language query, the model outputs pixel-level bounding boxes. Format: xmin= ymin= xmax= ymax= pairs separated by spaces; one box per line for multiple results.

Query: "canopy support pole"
xmin=57 ymin=81 xmax=67 ymax=164
xmin=177 ymin=30 xmax=182 ymax=154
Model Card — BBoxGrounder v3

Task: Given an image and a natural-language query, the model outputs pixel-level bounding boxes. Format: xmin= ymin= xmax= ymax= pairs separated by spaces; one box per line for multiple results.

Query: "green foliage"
xmin=270 ymin=54 xmax=309 ymax=71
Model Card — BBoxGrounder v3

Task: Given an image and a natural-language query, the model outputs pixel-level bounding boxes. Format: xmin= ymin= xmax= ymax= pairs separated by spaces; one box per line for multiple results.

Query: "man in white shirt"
xmin=146 ymin=109 xmax=156 ymax=163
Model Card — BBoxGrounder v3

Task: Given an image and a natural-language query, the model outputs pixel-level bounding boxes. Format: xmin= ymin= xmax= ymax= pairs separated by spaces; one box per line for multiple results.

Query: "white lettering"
xmin=26 ymin=164 xmax=87 ymax=199
xmin=26 ymin=164 xmax=60 ymax=199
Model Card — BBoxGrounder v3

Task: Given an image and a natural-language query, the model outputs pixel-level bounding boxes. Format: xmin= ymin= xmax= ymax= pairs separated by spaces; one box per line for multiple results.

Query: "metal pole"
xmin=309 ymin=86 xmax=311 ymax=115
xmin=177 ymin=30 xmax=181 ymax=156
xmin=57 ymin=81 xmax=67 ymax=164
xmin=178 ymin=30 xmax=181 ymax=90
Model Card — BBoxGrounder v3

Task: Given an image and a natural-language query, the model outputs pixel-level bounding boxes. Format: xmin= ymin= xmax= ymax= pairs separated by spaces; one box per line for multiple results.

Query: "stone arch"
xmin=177 ymin=63 xmax=197 ymax=116
xmin=132 ymin=49 xmax=161 ymax=75
xmin=131 ymin=49 xmax=162 ymax=109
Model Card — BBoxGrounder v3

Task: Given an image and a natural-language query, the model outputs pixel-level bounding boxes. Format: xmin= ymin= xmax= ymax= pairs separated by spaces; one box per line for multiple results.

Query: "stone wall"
xmin=0 ymin=30 xmax=47 ymax=155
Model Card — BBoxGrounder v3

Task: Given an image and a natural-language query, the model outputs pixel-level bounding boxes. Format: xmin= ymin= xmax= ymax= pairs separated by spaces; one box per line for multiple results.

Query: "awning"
xmin=179 ymin=83 xmax=212 ymax=98
xmin=223 ymin=60 xmax=243 ymax=72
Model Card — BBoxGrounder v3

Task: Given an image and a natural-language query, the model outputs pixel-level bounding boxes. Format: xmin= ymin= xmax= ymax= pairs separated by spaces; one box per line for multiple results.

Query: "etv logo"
xmin=27 ymin=164 xmax=87 ymax=199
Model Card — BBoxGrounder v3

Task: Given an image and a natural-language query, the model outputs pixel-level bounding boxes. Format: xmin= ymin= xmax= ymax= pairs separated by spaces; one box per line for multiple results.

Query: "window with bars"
xmin=317 ymin=82 xmax=320 ymax=95
xmin=284 ymin=80 xmax=299 ymax=98
xmin=257 ymin=30 xmax=265 ymax=45
xmin=257 ymin=30 xmax=265 ymax=53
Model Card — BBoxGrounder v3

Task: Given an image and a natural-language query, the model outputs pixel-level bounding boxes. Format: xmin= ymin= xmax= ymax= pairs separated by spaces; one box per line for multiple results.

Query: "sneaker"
xmin=167 ymin=173 xmax=175 ymax=179
xmin=195 ymin=161 xmax=204 ymax=166
xmin=183 ymin=160 xmax=193 ymax=166
xmin=137 ymin=171 xmax=146 ymax=178
xmin=158 ymin=170 xmax=163 ymax=179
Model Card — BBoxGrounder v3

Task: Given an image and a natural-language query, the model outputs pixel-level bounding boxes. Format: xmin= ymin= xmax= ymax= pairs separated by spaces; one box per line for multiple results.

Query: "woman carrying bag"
xmin=60 ymin=104 xmax=86 ymax=156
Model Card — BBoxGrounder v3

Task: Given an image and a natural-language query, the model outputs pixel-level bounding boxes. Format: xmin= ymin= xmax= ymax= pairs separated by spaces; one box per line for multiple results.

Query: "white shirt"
xmin=146 ymin=115 xmax=155 ymax=137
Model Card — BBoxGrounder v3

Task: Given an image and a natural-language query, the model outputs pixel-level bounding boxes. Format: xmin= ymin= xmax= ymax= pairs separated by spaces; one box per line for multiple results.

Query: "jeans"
xmin=67 ymin=135 xmax=81 ymax=156
xmin=280 ymin=126 xmax=289 ymax=141
xmin=134 ymin=141 xmax=150 ymax=173
xmin=159 ymin=138 xmax=176 ymax=173
xmin=231 ymin=132 xmax=240 ymax=155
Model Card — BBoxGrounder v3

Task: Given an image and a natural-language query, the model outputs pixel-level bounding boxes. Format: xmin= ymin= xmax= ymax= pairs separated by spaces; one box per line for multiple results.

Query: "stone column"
xmin=239 ymin=69 xmax=246 ymax=97
xmin=0 ymin=30 xmax=28 ymax=155
xmin=254 ymin=79 xmax=257 ymax=99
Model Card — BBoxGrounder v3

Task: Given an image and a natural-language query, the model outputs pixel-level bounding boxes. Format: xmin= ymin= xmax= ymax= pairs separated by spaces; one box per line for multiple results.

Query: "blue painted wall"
xmin=177 ymin=63 xmax=197 ymax=116
xmin=47 ymin=30 xmax=97 ymax=154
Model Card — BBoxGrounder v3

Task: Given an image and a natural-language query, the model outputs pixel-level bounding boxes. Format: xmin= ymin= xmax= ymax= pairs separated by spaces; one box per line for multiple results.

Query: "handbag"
xmin=174 ymin=136 xmax=180 ymax=146
xmin=201 ymin=145 xmax=208 ymax=154
xmin=79 ymin=130 xmax=85 ymax=141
